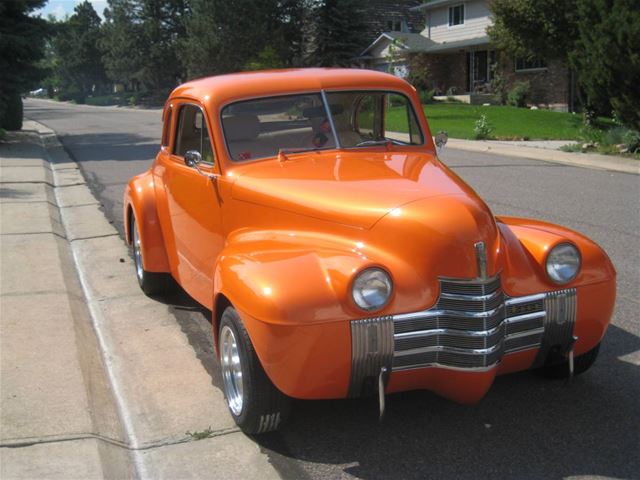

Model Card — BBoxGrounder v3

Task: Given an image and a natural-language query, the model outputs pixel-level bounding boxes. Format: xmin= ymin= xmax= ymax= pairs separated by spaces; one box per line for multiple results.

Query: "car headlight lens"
xmin=352 ymin=268 xmax=392 ymax=311
xmin=546 ymin=243 xmax=580 ymax=284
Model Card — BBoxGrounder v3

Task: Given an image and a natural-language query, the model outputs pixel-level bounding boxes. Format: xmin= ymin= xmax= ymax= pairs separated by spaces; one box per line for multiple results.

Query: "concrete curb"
xmin=445 ymin=138 xmax=640 ymax=175
xmin=2 ymin=121 xmax=281 ymax=479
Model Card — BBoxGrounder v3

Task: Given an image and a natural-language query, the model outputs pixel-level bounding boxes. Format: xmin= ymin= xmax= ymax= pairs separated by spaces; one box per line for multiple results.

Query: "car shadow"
xmin=252 ymin=323 xmax=639 ymax=479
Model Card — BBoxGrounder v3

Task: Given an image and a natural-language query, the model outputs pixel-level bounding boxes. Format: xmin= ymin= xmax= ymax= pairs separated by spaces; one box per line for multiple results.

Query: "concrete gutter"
xmin=1 ymin=122 xmax=280 ymax=479
xmin=445 ymin=138 xmax=640 ymax=175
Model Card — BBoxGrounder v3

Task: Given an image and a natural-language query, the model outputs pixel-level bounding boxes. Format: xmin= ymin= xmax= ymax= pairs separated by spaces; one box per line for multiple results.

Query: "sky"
xmin=34 ymin=0 xmax=109 ymax=20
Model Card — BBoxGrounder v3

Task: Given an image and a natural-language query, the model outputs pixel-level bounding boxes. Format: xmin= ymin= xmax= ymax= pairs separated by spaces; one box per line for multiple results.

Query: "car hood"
xmin=229 ymin=150 xmax=484 ymax=229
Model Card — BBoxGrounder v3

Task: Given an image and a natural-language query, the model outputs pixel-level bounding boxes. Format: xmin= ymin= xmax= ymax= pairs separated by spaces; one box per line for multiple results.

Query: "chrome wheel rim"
xmin=132 ymin=221 xmax=143 ymax=282
xmin=220 ymin=325 xmax=244 ymax=416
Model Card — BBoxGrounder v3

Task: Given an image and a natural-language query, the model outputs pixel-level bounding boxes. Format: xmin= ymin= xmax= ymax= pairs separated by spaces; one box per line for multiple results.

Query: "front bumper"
xmin=348 ymin=275 xmax=578 ymax=398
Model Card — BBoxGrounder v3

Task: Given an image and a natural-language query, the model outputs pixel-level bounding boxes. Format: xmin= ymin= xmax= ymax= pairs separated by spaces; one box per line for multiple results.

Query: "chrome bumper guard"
xmin=349 ymin=275 xmax=576 ymax=397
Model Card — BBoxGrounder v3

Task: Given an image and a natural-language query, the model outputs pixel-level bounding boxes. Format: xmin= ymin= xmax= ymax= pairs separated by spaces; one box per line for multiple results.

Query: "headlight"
xmin=352 ymin=267 xmax=393 ymax=311
xmin=546 ymin=243 xmax=580 ymax=284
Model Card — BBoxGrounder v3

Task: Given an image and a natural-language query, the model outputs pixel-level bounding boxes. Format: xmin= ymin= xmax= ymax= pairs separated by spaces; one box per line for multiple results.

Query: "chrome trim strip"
xmin=439 ymin=275 xmax=500 ymax=285
xmin=348 ymin=316 xmax=394 ymax=397
xmin=505 ymin=293 xmax=546 ymax=305
xmin=504 ymin=311 xmax=546 ymax=324
xmin=504 ymin=327 xmax=545 ymax=340
xmin=320 ymin=90 xmax=341 ymax=149
xmin=439 ymin=290 xmax=502 ymax=302
xmin=395 ymin=324 xmax=503 ymax=340
xmin=394 ymin=305 xmax=503 ymax=321
xmin=475 ymin=241 xmax=488 ymax=279
xmin=394 ymin=341 xmax=503 ymax=358
xmin=393 ymin=360 xmax=501 ymax=373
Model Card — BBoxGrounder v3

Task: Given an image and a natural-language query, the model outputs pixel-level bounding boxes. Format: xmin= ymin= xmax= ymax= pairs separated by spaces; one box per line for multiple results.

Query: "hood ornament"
xmin=475 ymin=241 xmax=487 ymax=279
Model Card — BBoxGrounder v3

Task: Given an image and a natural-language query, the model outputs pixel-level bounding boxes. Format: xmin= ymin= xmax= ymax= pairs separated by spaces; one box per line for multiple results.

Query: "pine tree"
xmin=0 ymin=0 xmax=49 ymax=129
xmin=101 ymin=0 xmax=144 ymax=89
xmin=306 ymin=0 xmax=367 ymax=67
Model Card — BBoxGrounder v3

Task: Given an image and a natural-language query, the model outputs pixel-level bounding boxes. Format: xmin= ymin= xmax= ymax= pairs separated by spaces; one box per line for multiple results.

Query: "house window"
xmin=386 ymin=19 xmax=402 ymax=32
xmin=515 ymin=57 xmax=547 ymax=72
xmin=449 ymin=4 xmax=464 ymax=26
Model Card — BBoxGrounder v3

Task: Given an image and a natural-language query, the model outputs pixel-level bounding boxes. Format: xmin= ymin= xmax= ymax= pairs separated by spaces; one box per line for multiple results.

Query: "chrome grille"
xmin=349 ymin=275 xmax=577 ymax=392
xmin=392 ymin=275 xmax=506 ymax=371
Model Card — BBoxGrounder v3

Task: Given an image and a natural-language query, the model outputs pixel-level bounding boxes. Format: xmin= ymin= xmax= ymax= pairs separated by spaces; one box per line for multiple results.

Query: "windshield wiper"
xmin=278 ymin=147 xmax=329 ymax=162
xmin=354 ymin=138 xmax=405 ymax=148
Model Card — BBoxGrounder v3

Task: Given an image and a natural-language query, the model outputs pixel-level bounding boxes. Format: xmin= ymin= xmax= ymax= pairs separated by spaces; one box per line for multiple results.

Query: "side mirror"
xmin=184 ymin=150 xmax=202 ymax=168
xmin=434 ymin=131 xmax=448 ymax=149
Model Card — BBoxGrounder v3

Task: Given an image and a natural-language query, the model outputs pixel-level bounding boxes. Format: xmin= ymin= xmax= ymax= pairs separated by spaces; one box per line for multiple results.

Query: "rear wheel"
xmin=131 ymin=216 xmax=172 ymax=297
xmin=538 ymin=343 xmax=601 ymax=379
xmin=219 ymin=307 xmax=290 ymax=434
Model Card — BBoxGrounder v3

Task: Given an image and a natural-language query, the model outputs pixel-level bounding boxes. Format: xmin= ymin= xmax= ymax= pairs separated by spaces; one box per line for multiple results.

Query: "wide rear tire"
xmin=131 ymin=216 xmax=172 ymax=297
xmin=219 ymin=307 xmax=290 ymax=434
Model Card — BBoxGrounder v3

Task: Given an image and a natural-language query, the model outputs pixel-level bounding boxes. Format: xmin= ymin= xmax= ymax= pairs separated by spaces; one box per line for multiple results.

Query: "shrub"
xmin=418 ymin=89 xmax=436 ymax=104
xmin=623 ymin=129 xmax=640 ymax=153
xmin=0 ymin=93 xmax=23 ymax=131
xmin=507 ymin=81 xmax=530 ymax=108
xmin=86 ymin=95 xmax=119 ymax=106
xmin=473 ymin=114 xmax=493 ymax=140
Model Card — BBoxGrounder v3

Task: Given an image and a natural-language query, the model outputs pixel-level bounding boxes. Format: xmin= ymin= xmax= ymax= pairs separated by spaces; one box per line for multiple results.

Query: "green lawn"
xmin=388 ymin=103 xmax=585 ymax=141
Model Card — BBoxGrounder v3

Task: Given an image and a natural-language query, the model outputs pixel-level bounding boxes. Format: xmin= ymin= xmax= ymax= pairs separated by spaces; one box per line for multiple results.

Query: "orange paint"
xmin=123 ymin=69 xmax=616 ymax=403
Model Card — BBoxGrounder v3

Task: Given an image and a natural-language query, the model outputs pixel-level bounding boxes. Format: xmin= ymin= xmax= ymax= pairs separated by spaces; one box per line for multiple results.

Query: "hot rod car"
xmin=123 ymin=69 xmax=616 ymax=434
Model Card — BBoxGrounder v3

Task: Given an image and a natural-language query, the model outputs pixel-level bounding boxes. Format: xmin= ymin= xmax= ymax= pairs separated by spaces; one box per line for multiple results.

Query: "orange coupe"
xmin=123 ymin=69 xmax=616 ymax=434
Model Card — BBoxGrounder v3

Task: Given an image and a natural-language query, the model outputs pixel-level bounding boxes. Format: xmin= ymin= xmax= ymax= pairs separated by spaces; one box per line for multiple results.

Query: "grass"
xmin=387 ymin=103 xmax=586 ymax=141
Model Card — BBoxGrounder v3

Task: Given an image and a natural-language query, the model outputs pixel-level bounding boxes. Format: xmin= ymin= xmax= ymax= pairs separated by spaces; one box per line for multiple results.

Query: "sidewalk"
xmin=1 ymin=123 xmax=281 ymax=479
xmin=445 ymin=138 xmax=640 ymax=175
xmin=0 ymin=126 xmax=130 ymax=478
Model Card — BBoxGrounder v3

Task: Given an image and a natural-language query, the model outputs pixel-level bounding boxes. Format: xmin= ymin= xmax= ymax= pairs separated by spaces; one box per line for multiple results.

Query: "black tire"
xmin=218 ymin=307 xmax=290 ymax=434
xmin=130 ymin=215 xmax=172 ymax=297
xmin=538 ymin=343 xmax=600 ymax=379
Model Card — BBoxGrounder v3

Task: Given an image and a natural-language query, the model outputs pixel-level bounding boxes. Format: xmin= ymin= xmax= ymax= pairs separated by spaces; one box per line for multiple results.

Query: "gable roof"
xmin=360 ymin=32 xmax=436 ymax=57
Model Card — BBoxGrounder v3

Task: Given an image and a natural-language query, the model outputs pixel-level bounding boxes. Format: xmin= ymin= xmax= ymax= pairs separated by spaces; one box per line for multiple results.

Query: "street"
xmin=23 ymin=98 xmax=640 ymax=479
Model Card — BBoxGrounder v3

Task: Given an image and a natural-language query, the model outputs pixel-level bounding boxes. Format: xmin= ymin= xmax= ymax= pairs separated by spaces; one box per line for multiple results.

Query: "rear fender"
xmin=123 ymin=171 xmax=170 ymax=273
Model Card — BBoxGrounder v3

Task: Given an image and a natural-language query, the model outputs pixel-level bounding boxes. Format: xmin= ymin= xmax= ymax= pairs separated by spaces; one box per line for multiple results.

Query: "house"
xmin=358 ymin=0 xmax=572 ymax=110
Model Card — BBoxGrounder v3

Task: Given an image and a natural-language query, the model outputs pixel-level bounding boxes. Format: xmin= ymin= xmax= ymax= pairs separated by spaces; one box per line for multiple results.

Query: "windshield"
xmin=221 ymin=90 xmax=423 ymax=162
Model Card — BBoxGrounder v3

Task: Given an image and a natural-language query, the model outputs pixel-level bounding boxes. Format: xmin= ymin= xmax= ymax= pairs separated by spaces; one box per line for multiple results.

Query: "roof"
xmin=171 ymin=69 xmax=414 ymax=109
xmin=360 ymin=32 xmax=489 ymax=58
xmin=411 ymin=0 xmax=464 ymax=11
xmin=360 ymin=32 xmax=436 ymax=56
xmin=423 ymin=35 xmax=490 ymax=53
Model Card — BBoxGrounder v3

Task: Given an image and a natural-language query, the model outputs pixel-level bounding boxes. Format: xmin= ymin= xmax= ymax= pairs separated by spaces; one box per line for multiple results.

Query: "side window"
xmin=175 ymin=104 xmax=215 ymax=164
xmin=161 ymin=106 xmax=172 ymax=147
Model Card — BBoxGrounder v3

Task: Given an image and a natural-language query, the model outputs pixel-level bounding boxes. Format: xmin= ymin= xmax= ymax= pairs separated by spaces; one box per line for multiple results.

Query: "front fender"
xmin=123 ymin=171 xmax=170 ymax=273
xmin=498 ymin=216 xmax=616 ymax=355
xmin=213 ymin=230 xmax=373 ymax=399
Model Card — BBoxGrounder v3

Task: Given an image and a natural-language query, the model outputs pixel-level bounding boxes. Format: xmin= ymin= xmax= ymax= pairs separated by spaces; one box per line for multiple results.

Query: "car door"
xmin=159 ymin=101 xmax=224 ymax=308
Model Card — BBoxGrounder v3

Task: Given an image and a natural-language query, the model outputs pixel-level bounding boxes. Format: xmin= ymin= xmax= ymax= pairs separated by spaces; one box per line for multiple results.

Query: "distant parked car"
xmin=123 ymin=69 xmax=616 ymax=434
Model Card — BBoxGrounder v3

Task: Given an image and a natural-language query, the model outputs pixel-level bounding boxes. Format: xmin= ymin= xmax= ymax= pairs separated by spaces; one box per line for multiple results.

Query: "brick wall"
xmin=409 ymin=51 xmax=570 ymax=106
xmin=409 ymin=52 xmax=468 ymax=94
xmin=499 ymin=57 xmax=569 ymax=106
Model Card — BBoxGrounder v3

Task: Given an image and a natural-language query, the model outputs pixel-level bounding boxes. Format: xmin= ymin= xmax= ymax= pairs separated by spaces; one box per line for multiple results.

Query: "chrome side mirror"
xmin=435 ymin=131 xmax=448 ymax=149
xmin=184 ymin=150 xmax=202 ymax=168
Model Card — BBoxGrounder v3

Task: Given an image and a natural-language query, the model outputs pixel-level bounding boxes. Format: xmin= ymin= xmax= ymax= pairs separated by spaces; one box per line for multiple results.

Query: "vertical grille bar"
xmin=349 ymin=316 xmax=394 ymax=397
xmin=532 ymin=289 xmax=577 ymax=368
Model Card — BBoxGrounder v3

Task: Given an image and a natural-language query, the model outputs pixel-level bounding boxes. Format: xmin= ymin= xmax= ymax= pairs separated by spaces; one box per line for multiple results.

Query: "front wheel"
xmin=219 ymin=307 xmax=290 ymax=434
xmin=538 ymin=343 xmax=601 ymax=379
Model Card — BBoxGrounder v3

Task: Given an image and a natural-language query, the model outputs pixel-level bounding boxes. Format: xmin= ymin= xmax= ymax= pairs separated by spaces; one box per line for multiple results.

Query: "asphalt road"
xmin=25 ymin=98 xmax=640 ymax=480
